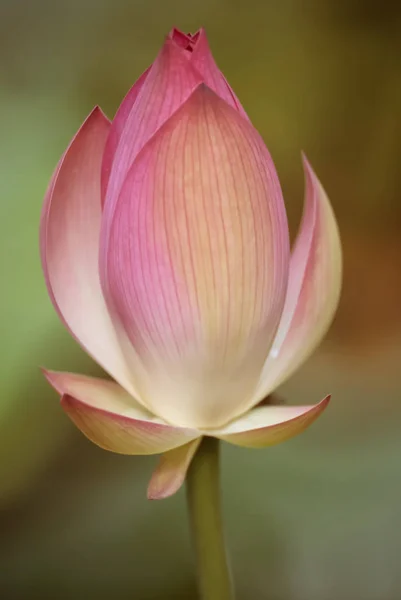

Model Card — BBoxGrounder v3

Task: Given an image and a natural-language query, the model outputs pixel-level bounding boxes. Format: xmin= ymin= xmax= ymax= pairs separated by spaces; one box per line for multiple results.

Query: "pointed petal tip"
xmin=193 ymin=26 xmax=207 ymax=40
xmin=301 ymin=152 xmax=320 ymax=185
xmin=309 ymin=393 xmax=331 ymax=414
xmin=41 ymin=367 xmax=64 ymax=394
xmin=91 ymin=105 xmax=110 ymax=122
xmin=41 ymin=368 xmax=92 ymax=398
xmin=300 ymin=149 xmax=308 ymax=163
xmin=147 ymin=485 xmax=171 ymax=501
xmin=80 ymin=105 xmax=111 ymax=128
xmin=168 ymin=26 xmax=187 ymax=38
xmin=168 ymin=26 xmax=206 ymax=41
xmin=215 ymin=394 xmax=331 ymax=449
xmin=147 ymin=489 xmax=160 ymax=501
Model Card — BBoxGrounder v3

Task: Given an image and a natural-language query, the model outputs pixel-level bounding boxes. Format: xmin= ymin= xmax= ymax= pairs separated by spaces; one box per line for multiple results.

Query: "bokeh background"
xmin=1 ymin=0 xmax=401 ymax=598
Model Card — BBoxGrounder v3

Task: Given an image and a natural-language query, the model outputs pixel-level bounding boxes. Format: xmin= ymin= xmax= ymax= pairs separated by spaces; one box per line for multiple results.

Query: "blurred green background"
xmin=1 ymin=0 xmax=401 ymax=598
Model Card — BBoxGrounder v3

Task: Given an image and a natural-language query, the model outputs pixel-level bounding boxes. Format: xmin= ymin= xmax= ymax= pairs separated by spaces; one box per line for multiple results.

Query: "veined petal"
xmin=40 ymin=109 xmax=136 ymax=396
xmin=101 ymin=67 xmax=151 ymax=206
xmin=102 ymin=85 xmax=290 ymax=429
xmin=189 ymin=28 xmax=248 ymax=118
xmin=44 ymin=370 xmax=199 ymax=455
xmin=252 ymin=156 xmax=342 ymax=403
xmin=213 ymin=395 xmax=330 ymax=448
xmin=101 ymin=38 xmax=203 ymax=260
xmin=169 ymin=27 xmax=248 ymax=118
xmin=147 ymin=438 xmax=201 ymax=500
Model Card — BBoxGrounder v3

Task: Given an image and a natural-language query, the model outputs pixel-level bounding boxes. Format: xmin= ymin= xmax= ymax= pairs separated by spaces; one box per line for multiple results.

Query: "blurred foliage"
xmin=0 ymin=0 xmax=401 ymax=599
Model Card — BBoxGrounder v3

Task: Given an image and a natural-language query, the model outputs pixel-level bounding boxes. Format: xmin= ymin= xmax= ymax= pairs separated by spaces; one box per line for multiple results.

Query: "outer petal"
xmin=147 ymin=438 xmax=201 ymax=500
xmin=44 ymin=370 xmax=200 ymax=455
xmin=101 ymin=67 xmax=151 ymax=206
xmin=40 ymin=109 xmax=137 ymax=396
xmin=213 ymin=395 xmax=330 ymax=448
xmin=102 ymin=85 xmax=290 ymax=429
xmin=252 ymin=156 xmax=342 ymax=403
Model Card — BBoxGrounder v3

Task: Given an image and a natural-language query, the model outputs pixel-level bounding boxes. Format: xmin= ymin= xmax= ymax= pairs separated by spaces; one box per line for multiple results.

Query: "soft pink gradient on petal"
xmin=43 ymin=369 xmax=148 ymax=415
xmin=103 ymin=85 xmax=290 ymax=429
xmin=101 ymin=67 xmax=151 ymax=207
xmin=43 ymin=370 xmax=199 ymax=455
xmin=214 ymin=395 xmax=330 ymax=448
xmin=169 ymin=28 xmax=195 ymax=50
xmin=252 ymin=156 xmax=342 ymax=404
xmin=189 ymin=28 xmax=248 ymax=118
xmin=40 ymin=108 xmax=136 ymax=396
xmin=169 ymin=27 xmax=248 ymax=118
xmin=147 ymin=438 xmax=201 ymax=500
xmin=100 ymin=38 xmax=203 ymax=269
xmin=102 ymin=27 xmax=247 ymax=254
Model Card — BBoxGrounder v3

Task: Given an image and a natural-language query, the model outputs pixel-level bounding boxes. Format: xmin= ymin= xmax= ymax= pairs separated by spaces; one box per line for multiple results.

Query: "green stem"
xmin=186 ymin=436 xmax=233 ymax=600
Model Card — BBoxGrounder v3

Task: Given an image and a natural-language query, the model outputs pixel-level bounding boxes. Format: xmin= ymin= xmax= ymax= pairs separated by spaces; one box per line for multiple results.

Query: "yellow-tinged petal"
xmin=213 ymin=396 xmax=330 ymax=448
xmin=43 ymin=370 xmax=199 ymax=455
xmin=252 ymin=156 xmax=342 ymax=404
xmin=147 ymin=438 xmax=202 ymax=500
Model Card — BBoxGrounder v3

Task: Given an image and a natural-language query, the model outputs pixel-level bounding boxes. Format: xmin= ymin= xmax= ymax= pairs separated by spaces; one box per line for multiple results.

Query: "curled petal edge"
xmin=213 ymin=395 xmax=330 ymax=448
xmin=43 ymin=370 xmax=199 ymax=455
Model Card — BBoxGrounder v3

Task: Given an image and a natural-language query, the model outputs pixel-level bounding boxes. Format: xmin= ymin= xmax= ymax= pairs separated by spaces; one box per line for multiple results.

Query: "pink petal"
xmin=189 ymin=28 xmax=248 ymax=118
xmin=44 ymin=370 xmax=200 ymax=455
xmin=252 ymin=156 xmax=342 ymax=403
xmin=169 ymin=27 xmax=248 ymax=118
xmin=147 ymin=438 xmax=201 ymax=500
xmin=214 ymin=395 xmax=330 ymax=448
xmin=40 ymin=108 xmax=137 ymax=396
xmin=101 ymin=38 xmax=203 ymax=263
xmin=102 ymin=85 xmax=290 ymax=429
xmin=101 ymin=67 xmax=151 ymax=207
xmin=102 ymin=28 xmax=247 ymax=243
xmin=169 ymin=28 xmax=194 ymax=50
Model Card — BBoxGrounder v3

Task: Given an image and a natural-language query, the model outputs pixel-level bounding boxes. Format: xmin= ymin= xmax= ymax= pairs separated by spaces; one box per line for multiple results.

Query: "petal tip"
xmin=146 ymin=439 xmax=201 ymax=500
xmin=146 ymin=484 xmax=173 ymax=501
xmin=215 ymin=394 xmax=331 ymax=449
xmin=301 ymin=153 xmax=323 ymax=192
xmin=300 ymin=149 xmax=308 ymax=164
xmin=41 ymin=368 xmax=63 ymax=394
xmin=308 ymin=394 xmax=331 ymax=420
xmin=90 ymin=105 xmax=110 ymax=123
